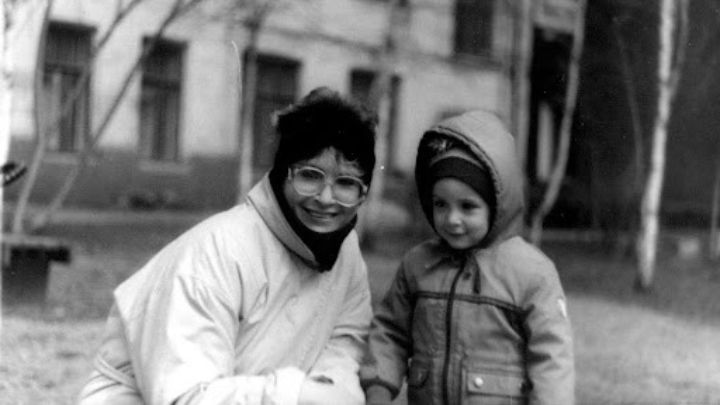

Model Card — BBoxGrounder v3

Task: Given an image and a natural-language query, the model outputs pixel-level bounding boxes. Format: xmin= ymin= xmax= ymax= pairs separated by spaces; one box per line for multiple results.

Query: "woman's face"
xmin=283 ymin=147 xmax=367 ymax=233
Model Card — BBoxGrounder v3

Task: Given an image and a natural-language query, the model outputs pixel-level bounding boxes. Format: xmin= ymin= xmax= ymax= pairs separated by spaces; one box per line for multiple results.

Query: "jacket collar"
xmin=247 ymin=175 xmax=318 ymax=267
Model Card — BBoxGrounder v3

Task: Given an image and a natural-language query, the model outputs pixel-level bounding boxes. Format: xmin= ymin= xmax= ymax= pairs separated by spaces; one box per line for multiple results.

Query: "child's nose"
xmin=447 ymin=209 xmax=462 ymax=225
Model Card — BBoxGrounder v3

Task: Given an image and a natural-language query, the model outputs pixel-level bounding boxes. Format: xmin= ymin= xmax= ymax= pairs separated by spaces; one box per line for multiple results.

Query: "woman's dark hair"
xmin=269 ymin=87 xmax=377 ymax=185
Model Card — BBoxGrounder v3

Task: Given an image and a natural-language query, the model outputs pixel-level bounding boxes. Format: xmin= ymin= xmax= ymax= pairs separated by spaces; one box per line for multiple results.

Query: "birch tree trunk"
xmin=636 ymin=0 xmax=687 ymax=290
xmin=529 ymin=0 xmax=587 ymax=245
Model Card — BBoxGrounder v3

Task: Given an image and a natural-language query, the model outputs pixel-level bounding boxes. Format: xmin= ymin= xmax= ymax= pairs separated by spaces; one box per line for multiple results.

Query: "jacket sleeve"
xmin=125 ymin=240 xmax=307 ymax=405
xmin=523 ymin=264 xmax=575 ymax=405
xmin=299 ymin=262 xmax=373 ymax=405
xmin=360 ymin=261 xmax=413 ymax=399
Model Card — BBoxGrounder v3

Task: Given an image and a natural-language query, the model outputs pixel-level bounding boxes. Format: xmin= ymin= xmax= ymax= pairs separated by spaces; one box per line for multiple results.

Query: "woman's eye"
xmin=299 ymin=170 xmax=324 ymax=181
xmin=336 ymin=177 xmax=358 ymax=188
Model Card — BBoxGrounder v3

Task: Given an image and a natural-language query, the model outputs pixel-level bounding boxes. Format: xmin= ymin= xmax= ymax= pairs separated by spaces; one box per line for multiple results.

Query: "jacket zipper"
xmin=442 ymin=259 xmax=465 ymax=405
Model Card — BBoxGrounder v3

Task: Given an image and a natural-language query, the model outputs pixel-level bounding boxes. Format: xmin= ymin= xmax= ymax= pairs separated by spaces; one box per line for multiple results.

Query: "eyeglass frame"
xmin=287 ymin=165 xmax=369 ymax=207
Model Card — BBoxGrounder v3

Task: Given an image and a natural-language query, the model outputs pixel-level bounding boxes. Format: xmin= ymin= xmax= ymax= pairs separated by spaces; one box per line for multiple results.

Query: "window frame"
xmin=139 ymin=37 xmax=186 ymax=163
xmin=43 ymin=22 xmax=94 ymax=154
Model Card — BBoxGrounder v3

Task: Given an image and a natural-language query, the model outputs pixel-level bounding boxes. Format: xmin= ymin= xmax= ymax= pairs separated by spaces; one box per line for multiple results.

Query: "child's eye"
xmin=432 ymin=199 xmax=446 ymax=209
xmin=461 ymin=201 xmax=482 ymax=211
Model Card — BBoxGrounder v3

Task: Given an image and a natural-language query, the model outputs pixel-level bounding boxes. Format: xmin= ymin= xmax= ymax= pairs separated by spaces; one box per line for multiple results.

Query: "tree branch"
xmin=29 ymin=0 xmax=204 ymax=231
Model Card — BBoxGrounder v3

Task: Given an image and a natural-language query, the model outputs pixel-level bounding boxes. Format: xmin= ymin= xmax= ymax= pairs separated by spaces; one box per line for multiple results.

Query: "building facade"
xmin=6 ymin=0 xmax=580 ymax=214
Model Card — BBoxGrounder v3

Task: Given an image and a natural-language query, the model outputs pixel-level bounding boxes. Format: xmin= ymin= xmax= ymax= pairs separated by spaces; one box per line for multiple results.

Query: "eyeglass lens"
xmin=292 ymin=167 xmax=365 ymax=205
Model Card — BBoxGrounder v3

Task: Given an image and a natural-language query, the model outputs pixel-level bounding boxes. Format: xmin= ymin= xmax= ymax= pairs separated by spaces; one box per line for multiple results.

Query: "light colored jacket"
xmin=78 ymin=176 xmax=372 ymax=405
xmin=362 ymin=111 xmax=574 ymax=405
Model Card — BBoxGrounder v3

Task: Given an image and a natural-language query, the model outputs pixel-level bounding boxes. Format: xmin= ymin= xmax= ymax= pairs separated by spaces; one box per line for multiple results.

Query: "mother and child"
xmin=78 ymin=86 xmax=574 ymax=404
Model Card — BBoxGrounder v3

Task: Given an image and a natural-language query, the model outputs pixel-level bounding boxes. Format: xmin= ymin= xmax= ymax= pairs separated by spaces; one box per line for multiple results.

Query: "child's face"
xmin=432 ymin=178 xmax=491 ymax=250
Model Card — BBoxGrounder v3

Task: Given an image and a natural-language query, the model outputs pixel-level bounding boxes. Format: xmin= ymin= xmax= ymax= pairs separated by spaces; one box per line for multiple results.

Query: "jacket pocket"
xmin=406 ymin=358 xmax=436 ymax=405
xmin=407 ymin=363 xmax=429 ymax=388
xmin=462 ymin=368 xmax=528 ymax=405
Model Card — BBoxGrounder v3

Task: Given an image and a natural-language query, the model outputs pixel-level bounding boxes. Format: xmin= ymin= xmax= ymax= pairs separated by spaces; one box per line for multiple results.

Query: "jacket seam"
xmin=416 ymin=290 xmax=523 ymax=313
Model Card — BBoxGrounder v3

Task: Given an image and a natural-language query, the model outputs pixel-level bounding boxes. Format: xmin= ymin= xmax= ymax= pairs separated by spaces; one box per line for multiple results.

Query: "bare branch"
xmin=11 ymin=0 xmax=54 ymax=234
xmin=13 ymin=0 xmax=145 ymax=233
xmin=29 ymin=0 xmax=205 ymax=230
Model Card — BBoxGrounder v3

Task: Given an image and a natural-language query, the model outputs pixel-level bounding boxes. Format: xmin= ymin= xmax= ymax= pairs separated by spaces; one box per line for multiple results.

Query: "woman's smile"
xmin=303 ymin=207 xmax=338 ymax=221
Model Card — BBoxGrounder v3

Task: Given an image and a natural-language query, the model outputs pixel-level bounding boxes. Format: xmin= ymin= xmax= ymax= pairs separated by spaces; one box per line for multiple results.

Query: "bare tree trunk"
xmin=602 ymin=14 xmax=645 ymax=255
xmin=28 ymin=0 xmax=203 ymax=231
xmin=612 ymin=20 xmax=644 ymax=192
xmin=1 ymin=0 xmax=13 ymax=331
xmin=529 ymin=0 xmax=587 ymax=245
xmin=359 ymin=77 xmax=390 ymax=245
xmin=12 ymin=0 xmax=144 ymax=234
xmin=636 ymin=0 xmax=687 ymax=291
xmin=11 ymin=0 xmax=54 ymax=234
xmin=710 ymin=157 xmax=720 ymax=259
xmin=232 ymin=0 xmax=277 ymax=201
xmin=511 ymin=0 xmax=534 ymax=169
xmin=358 ymin=0 xmax=403 ymax=246
xmin=237 ymin=26 xmax=259 ymax=201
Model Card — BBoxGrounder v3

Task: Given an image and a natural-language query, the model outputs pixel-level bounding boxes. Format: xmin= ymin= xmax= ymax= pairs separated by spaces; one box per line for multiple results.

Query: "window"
xmin=140 ymin=38 xmax=184 ymax=162
xmin=454 ymin=0 xmax=495 ymax=57
xmin=43 ymin=23 xmax=93 ymax=152
xmin=349 ymin=69 xmax=401 ymax=171
xmin=246 ymin=54 xmax=299 ymax=179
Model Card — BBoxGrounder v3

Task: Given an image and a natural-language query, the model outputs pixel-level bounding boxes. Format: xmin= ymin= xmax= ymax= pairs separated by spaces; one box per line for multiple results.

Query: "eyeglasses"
xmin=288 ymin=166 xmax=368 ymax=207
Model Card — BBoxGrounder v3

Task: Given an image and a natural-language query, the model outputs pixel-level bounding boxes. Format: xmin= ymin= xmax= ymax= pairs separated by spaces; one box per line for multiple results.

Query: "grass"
xmin=0 ymin=317 xmax=103 ymax=405
xmin=2 ymin=218 xmax=720 ymax=404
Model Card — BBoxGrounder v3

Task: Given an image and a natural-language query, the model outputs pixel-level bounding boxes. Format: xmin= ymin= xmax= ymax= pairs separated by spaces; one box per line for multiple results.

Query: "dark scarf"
xmin=270 ymin=173 xmax=356 ymax=272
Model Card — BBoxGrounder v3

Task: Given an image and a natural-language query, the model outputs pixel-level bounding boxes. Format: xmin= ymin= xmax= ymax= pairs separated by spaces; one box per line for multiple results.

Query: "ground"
xmin=2 ymin=214 xmax=720 ymax=404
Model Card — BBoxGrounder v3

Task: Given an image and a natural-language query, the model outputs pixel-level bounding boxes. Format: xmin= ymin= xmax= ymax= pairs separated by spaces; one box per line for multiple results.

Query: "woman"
xmin=78 ymin=87 xmax=377 ymax=405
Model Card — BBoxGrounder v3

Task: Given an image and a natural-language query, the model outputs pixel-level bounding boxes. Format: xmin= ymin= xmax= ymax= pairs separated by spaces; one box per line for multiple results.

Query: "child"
xmin=361 ymin=110 xmax=574 ymax=405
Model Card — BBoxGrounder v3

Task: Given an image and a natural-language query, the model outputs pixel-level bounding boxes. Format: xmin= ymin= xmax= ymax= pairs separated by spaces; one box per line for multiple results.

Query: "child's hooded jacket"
xmin=362 ymin=111 xmax=574 ymax=405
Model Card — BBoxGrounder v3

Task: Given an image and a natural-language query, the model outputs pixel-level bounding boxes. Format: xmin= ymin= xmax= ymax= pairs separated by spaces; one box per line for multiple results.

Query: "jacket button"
xmin=473 ymin=377 xmax=484 ymax=387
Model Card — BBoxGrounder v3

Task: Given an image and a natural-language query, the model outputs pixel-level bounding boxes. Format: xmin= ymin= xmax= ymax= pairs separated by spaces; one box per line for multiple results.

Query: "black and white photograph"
xmin=1 ymin=0 xmax=719 ymax=404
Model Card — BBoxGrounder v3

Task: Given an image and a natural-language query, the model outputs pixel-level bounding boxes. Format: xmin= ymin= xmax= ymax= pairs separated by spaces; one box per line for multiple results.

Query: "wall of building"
xmin=7 ymin=0 xmax=517 ymax=210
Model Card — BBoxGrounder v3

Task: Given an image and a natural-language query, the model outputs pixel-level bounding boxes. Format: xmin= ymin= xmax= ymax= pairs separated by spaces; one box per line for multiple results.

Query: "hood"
xmin=247 ymin=175 xmax=319 ymax=267
xmin=415 ymin=110 xmax=525 ymax=246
